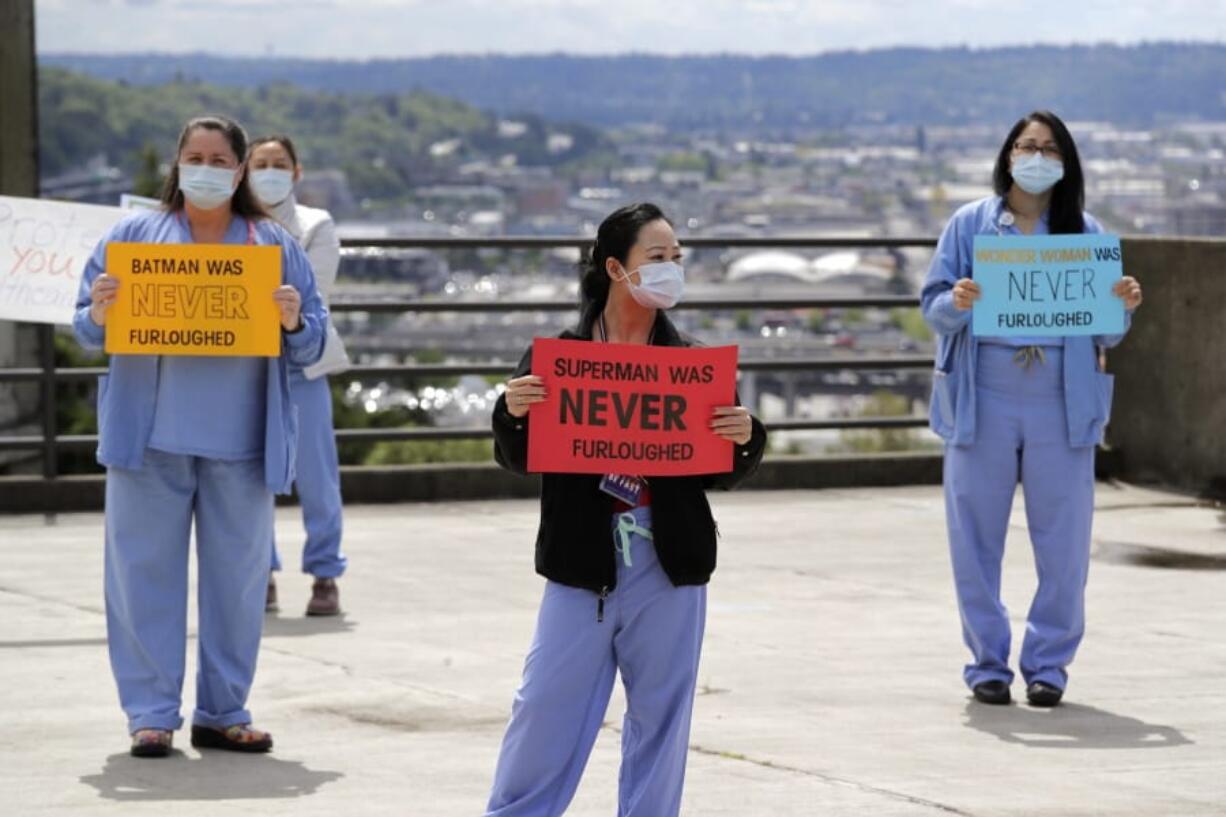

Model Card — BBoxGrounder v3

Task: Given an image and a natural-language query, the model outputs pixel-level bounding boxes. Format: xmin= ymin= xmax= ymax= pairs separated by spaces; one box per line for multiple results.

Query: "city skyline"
xmin=37 ymin=0 xmax=1226 ymax=59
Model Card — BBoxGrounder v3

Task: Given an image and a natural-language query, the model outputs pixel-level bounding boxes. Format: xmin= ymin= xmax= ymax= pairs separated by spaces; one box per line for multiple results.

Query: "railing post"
xmin=38 ymin=324 xmax=57 ymax=480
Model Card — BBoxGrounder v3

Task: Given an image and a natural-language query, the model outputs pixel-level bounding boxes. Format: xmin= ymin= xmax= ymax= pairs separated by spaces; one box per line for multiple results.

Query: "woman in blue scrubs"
xmin=483 ymin=203 xmax=766 ymax=817
xmin=921 ymin=110 xmax=1143 ymax=708
xmin=74 ymin=115 xmax=327 ymax=756
xmin=248 ymin=134 xmax=349 ymax=617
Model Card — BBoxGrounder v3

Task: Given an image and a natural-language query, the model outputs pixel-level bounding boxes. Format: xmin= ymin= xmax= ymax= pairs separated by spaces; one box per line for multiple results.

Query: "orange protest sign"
xmin=103 ymin=242 xmax=282 ymax=356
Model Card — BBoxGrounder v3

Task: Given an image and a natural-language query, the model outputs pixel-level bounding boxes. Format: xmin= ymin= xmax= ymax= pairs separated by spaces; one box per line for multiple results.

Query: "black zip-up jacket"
xmin=492 ymin=312 xmax=767 ymax=596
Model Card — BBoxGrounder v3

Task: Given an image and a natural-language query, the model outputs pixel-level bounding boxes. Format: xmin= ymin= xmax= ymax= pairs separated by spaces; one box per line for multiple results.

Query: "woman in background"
xmin=249 ymin=134 xmax=350 ymax=618
xmin=921 ymin=110 xmax=1142 ymax=708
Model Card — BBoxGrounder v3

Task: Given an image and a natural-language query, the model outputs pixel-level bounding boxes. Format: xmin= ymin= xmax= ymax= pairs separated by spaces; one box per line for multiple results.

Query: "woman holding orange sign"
xmin=73 ymin=114 xmax=327 ymax=758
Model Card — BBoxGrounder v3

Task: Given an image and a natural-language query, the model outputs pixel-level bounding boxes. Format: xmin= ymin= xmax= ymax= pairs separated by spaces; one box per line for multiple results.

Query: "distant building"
xmin=725 ymin=249 xmax=901 ymax=293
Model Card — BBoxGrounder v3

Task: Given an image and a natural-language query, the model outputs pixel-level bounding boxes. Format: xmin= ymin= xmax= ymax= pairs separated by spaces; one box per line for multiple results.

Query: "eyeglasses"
xmin=1013 ymin=141 xmax=1063 ymax=160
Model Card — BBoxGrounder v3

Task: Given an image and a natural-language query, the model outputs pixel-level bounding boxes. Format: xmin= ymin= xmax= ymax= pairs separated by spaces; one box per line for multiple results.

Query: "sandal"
xmin=130 ymin=728 xmax=173 ymax=758
xmin=190 ymin=723 xmax=273 ymax=753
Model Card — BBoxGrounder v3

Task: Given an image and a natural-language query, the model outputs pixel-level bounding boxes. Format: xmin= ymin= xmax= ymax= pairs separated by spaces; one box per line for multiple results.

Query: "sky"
xmin=36 ymin=0 xmax=1226 ymax=58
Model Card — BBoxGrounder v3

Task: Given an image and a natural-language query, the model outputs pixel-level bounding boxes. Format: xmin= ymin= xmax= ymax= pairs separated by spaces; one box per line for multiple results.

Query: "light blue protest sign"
xmin=971 ymin=234 xmax=1124 ymax=337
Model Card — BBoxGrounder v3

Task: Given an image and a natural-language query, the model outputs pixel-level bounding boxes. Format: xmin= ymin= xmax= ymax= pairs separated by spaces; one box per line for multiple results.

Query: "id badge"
xmin=599 ymin=474 xmax=645 ymax=505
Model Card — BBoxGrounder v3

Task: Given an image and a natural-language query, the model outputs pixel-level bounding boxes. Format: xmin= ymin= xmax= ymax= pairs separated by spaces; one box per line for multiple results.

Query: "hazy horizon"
xmin=38 ymin=40 xmax=1226 ymax=62
xmin=37 ymin=0 xmax=1226 ymax=60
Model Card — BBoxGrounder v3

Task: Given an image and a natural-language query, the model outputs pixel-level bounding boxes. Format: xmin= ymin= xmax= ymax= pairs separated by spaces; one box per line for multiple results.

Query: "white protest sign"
xmin=120 ymin=193 xmax=161 ymax=212
xmin=0 ymin=195 xmax=127 ymax=325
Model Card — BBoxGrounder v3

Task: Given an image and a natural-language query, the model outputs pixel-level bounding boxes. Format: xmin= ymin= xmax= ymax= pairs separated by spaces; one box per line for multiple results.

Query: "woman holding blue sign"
xmin=922 ymin=110 xmax=1142 ymax=708
xmin=248 ymin=134 xmax=350 ymax=618
xmin=74 ymin=114 xmax=327 ymax=757
xmin=482 ymin=203 xmax=766 ymax=817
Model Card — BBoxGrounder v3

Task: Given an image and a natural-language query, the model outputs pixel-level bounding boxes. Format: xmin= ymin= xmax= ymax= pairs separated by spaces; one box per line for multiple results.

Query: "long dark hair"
xmin=250 ymin=133 xmax=300 ymax=167
xmin=160 ymin=115 xmax=267 ymax=220
xmin=992 ymin=110 xmax=1085 ymax=234
xmin=579 ymin=202 xmax=672 ymax=332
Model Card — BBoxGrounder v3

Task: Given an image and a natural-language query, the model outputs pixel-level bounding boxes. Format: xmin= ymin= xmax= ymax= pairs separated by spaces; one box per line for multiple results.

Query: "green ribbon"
xmin=615 ymin=512 xmax=653 ymax=568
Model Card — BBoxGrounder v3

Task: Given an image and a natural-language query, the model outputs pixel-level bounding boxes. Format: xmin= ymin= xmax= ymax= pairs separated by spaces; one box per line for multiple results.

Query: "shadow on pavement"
xmin=262 ymin=612 xmax=357 ymax=638
xmin=80 ymin=751 xmax=344 ymax=801
xmin=962 ymin=700 xmax=1192 ymax=749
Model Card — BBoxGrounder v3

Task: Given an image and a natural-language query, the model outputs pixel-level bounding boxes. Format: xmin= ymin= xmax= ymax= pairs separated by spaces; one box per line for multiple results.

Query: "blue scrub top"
xmin=149 ymin=357 xmax=268 ymax=460
xmin=72 ymin=209 xmax=329 ymax=493
xmin=148 ymin=216 xmax=269 ymax=460
xmin=919 ymin=196 xmax=1130 ymax=449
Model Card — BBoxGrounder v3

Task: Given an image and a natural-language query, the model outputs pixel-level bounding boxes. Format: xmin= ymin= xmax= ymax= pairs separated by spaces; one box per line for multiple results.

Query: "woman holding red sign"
xmin=73 ymin=115 xmax=327 ymax=758
xmin=482 ymin=203 xmax=766 ymax=817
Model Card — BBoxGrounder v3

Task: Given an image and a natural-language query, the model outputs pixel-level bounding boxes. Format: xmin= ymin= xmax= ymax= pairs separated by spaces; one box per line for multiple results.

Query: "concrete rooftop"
xmin=2 ymin=483 xmax=1224 ymax=816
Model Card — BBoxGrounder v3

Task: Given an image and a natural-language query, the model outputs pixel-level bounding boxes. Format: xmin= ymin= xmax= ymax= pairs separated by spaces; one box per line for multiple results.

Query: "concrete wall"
xmin=0 ymin=453 xmax=945 ymax=513
xmin=1108 ymin=237 xmax=1226 ymax=497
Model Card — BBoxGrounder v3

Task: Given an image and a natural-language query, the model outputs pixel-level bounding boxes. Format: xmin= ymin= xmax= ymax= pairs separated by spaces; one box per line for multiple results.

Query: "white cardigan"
xmin=271 ymin=197 xmax=351 ymax=379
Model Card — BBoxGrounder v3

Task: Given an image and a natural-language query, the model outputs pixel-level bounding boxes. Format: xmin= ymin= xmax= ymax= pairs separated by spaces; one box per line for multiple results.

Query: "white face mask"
xmin=614 ymin=261 xmax=685 ymax=310
xmin=178 ymin=163 xmax=238 ymax=210
xmin=1010 ymin=153 xmax=1064 ymax=195
xmin=249 ymin=168 xmax=295 ymax=206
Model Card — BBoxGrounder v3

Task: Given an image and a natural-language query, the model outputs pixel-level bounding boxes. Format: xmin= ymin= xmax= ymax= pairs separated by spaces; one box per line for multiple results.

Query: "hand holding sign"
xmin=952 ymin=278 xmax=981 ymax=311
xmin=273 ymin=284 xmax=302 ymax=331
xmin=710 ymin=406 xmax=753 ymax=446
xmin=89 ymin=274 xmax=120 ymax=327
xmin=506 ymin=374 xmax=547 ymax=418
xmin=1113 ymin=276 xmax=1143 ymax=310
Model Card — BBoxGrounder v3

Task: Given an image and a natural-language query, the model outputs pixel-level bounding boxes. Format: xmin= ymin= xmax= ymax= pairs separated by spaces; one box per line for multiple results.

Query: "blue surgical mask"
xmin=178 ymin=163 xmax=238 ymax=210
xmin=616 ymin=261 xmax=685 ymax=310
xmin=1010 ymin=153 xmax=1064 ymax=195
xmin=249 ymin=168 xmax=295 ymax=206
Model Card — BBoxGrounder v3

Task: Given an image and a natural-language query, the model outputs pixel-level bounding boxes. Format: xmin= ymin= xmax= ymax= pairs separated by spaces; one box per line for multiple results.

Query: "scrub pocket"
xmin=933 ymin=369 xmax=955 ymax=428
xmin=1095 ymin=371 xmax=1115 ymax=425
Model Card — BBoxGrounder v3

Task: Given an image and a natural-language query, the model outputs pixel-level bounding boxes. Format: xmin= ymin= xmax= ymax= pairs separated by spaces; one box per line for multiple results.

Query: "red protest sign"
xmin=527 ymin=337 xmax=739 ymax=476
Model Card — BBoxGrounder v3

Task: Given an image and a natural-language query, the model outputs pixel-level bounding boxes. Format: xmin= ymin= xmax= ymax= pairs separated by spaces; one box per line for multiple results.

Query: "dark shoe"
xmin=1026 ymin=681 xmax=1064 ymax=707
xmin=972 ymin=680 xmax=1012 ymax=705
xmin=306 ymin=577 xmax=340 ymax=616
xmin=130 ymin=728 xmax=173 ymax=758
xmin=265 ymin=574 xmax=279 ymax=613
xmin=190 ymin=724 xmax=273 ymax=753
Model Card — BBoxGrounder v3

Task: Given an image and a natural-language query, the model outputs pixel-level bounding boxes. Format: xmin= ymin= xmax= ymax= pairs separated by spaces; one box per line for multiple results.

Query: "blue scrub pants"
xmin=270 ymin=370 xmax=346 ymax=578
xmin=104 ymin=449 xmax=273 ymax=733
xmin=484 ymin=507 xmax=707 ymax=817
xmin=943 ymin=345 xmax=1095 ymax=692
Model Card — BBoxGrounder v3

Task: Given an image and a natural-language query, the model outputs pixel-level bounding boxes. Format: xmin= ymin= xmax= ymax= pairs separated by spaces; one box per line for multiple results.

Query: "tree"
xmin=132 ymin=144 xmax=163 ymax=198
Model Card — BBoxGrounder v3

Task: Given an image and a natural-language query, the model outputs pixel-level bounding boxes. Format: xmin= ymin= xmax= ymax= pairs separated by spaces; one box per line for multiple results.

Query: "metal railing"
xmin=0 ymin=236 xmax=938 ymax=479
